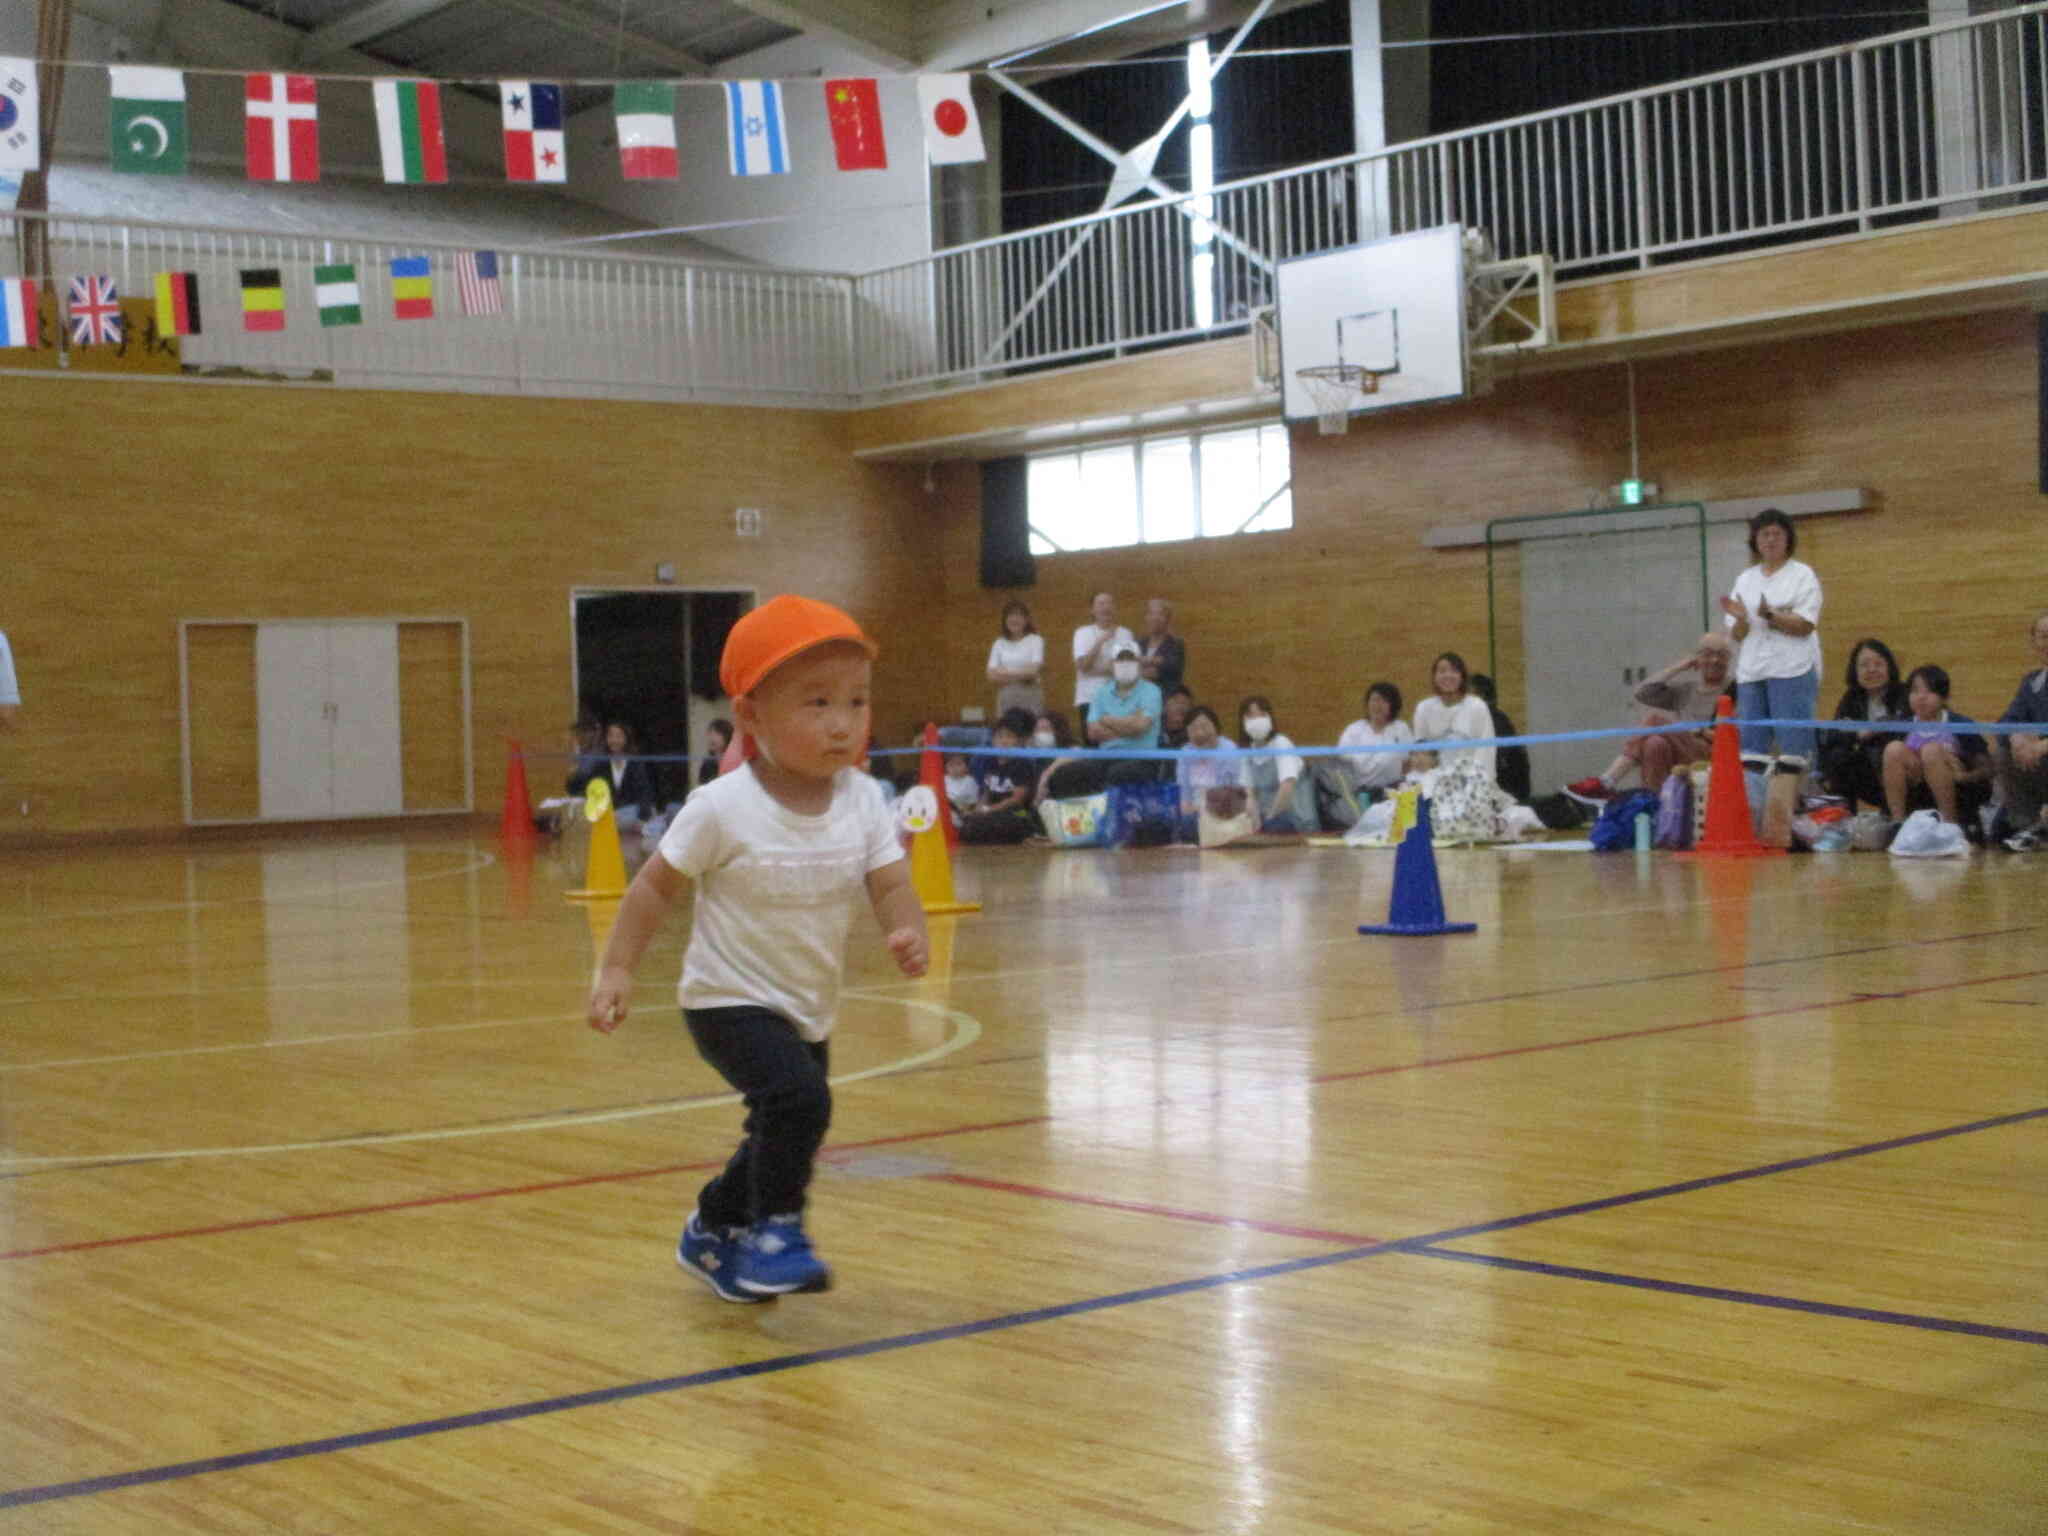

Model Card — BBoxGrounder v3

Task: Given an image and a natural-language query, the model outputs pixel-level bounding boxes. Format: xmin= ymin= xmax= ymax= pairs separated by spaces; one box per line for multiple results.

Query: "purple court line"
xmin=1406 ymin=1247 xmax=2048 ymax=1346
xmin=927 ymin=1172 xmax=1379 ymax=1244
xmin=3 ymin=1101 xmax=2039 ymax=1512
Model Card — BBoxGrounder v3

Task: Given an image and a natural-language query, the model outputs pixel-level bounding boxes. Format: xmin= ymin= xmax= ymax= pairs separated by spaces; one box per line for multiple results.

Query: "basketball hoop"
xmin=1296 ymin=363 xmax=1377 ymax=435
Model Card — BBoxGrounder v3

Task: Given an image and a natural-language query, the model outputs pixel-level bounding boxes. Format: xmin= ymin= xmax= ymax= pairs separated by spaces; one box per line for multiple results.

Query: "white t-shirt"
xmin=1412 ymin=695 xmax=1496 ymax=780
xmin=655 ymin=766 xmax=904 ymax=1042
xmin=986 ymin=632 xmax=1044 ymax=682
xmin=1725 ymin=558 xmax=1823 ymax=684
xmin=1070 ymin=623 xmax=1136 ymax=706
xmin=1336 ymin=718 xmax=1414 ymax=789
xmin=0 ymin=631 xmax=17 ymax=707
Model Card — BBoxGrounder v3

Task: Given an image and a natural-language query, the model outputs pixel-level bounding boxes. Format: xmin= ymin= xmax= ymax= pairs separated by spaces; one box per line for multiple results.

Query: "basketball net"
xmin=1297 ymin=364 xmax=1375 ymax=435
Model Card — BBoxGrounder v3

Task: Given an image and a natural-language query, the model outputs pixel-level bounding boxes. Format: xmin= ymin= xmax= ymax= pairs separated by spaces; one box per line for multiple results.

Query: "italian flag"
xmin=614 ymin=83 xmax=678 ymax=179
xmin=373 ymin=79 xmax=447 ymax=184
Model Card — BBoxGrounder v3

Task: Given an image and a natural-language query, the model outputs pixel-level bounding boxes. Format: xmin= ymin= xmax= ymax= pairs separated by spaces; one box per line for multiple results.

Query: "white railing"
xmin=5 ymin=5 xmax=2042 ymax=406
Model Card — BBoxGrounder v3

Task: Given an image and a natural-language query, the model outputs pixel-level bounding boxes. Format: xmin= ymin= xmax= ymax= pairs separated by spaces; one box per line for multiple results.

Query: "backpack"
xmin=1310 ymin=760 xmax=1364 ymax=830
xmin=1652 ymin=773 xmax=1694 ymax=850
xmin=1588 ymin=789 xmax=1660 ymax=851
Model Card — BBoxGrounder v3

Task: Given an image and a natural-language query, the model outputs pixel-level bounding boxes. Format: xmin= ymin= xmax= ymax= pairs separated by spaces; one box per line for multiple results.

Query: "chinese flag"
xmin=823 ymin=78 xmax=887 ymax=170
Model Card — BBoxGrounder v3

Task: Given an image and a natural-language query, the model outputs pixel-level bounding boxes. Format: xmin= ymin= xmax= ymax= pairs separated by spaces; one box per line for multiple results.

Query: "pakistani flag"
xmin=314 ymin=263 xmax=361 ymax=327
xmin=109 ymin=67 xmax=187 ymax=175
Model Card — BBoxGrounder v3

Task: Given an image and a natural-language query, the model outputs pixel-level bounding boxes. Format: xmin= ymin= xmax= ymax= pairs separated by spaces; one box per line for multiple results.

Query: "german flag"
xmin=153 ymin=271 xmax=201 ymax=337
xmin=240 ymin=267 xmax=286 ymax=333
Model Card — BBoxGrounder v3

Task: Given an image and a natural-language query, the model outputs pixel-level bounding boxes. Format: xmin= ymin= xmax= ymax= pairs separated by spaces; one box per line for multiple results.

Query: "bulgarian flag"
xmin=614 ymin=83 xmax=678 ymax=179
xmin=373 ymin=79 xmax=447 ymax=184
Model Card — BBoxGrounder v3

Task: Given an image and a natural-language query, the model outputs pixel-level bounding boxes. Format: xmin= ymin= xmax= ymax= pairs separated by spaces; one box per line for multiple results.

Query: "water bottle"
xmin=1634 ymin=811 xmax=1653 ymax=852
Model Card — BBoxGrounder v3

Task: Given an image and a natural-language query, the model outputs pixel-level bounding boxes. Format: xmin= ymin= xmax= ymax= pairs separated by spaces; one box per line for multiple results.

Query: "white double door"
xmin=257 ymin=622 xmax=404 ymax=820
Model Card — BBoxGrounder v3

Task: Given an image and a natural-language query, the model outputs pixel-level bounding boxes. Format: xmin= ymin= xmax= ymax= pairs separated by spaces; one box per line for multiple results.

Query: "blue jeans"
xmin=1736 ymin=670 xmax=1819 ymax=764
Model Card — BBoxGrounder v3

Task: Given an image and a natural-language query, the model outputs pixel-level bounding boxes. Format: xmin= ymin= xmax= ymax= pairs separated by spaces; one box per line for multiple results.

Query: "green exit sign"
xmin=1619 ymin=479 xmax=1646 ymax=506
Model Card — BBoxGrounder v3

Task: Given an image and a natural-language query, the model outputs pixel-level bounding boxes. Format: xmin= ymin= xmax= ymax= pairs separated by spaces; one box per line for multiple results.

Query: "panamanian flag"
xmin=68 ymin=274 xmax=122 ymax=345
xmin=725 ymin=81 xmax=788 ymax=176
xmin=501 ymin=81 xmax=565 ymax=183
xmin=0 ymin=277 xmax=38 ymax=348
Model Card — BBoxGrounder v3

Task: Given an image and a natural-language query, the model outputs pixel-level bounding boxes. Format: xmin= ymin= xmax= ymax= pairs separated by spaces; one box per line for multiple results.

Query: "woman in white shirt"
xmin=1237 ymin=695 xmax=1314 ymax=832
xmin=1720 ymin=509 xmax=1823 ymax=769
xmin=1336 ymin=681 xmax=1413 ymax=796
xmin=985 ymin=600 xmax=1045 ymax=718
xmin=1410 ymin=653 xmax=1496 ymax=781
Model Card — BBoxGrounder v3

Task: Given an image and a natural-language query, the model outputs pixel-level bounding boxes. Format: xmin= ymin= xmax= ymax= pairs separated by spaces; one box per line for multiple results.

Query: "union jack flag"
xmin=67 ymin=273 xmax=122 ymax=346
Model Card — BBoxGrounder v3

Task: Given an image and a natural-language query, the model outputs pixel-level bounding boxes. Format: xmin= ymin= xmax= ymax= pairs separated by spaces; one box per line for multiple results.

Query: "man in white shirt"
xmin=0 ymin=629 xmax=19 ymax=730
xmin=1070 ymin=592 xmax=1135 ymax=734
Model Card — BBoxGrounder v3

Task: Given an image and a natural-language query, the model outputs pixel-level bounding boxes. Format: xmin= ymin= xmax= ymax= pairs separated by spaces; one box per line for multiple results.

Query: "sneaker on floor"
xmin=677 ymin=1212 xmax=765 ymax=1304
xmin=735 ymin=1215 xmax=833 ymax=1296
xmin=2004 ymin=825 xmax=2046 ymax=853
xmin=1562 ymin=777 xmax=1614 ymax=807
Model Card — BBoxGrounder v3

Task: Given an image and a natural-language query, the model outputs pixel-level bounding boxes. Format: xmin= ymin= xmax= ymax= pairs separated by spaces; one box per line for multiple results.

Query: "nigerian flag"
xmin=314 ymin=263 xmax=362 ymax=327
xmin=109 ymin=67 xmax=187 ymax=175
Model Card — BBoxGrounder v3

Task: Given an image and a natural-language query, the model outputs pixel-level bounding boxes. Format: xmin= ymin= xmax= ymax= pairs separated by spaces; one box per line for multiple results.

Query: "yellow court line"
xmin=0 ymin=995 xmax=981 ymax=1169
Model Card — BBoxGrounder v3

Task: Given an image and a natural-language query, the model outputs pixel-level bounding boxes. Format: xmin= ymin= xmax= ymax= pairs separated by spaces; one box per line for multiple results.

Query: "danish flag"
xmin=245 ymin=74 xmax=319 ymax=182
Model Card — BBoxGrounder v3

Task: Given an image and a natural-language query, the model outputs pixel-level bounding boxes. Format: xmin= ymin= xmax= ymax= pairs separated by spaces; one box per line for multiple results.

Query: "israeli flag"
xmin=725 ymin=80 xmax=788 ymax=176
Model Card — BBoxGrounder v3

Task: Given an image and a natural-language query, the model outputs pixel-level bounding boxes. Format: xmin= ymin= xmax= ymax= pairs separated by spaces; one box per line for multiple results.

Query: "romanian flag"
xmin=153 ymin=270 xmax=201 ymax=336
xmin=239 ymin=267 xmax=286 ymax=332
xmin=391 ymin=255 xmax=433 ymax=320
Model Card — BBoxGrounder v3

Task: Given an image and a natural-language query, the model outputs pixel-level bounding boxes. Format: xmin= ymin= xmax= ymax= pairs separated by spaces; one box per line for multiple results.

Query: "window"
xmin=1026 ymin=423 xmax=1291 ymax=555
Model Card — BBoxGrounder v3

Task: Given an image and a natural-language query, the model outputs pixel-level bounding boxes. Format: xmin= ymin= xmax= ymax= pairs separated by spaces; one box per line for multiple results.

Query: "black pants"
xmin=685 ymin=1006 xmax=831 ymax=1230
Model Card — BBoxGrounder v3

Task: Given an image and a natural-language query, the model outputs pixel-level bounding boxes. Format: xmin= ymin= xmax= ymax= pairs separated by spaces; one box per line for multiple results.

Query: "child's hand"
xmin=588 ymin=969 xmax=632 ymax=1033
xmin=886 ymin=927 xmax=929 ymax=977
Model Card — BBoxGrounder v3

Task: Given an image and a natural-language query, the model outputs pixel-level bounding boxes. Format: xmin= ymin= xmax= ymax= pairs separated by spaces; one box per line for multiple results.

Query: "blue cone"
xmin=1359 ymin=795 xmax=1478 ymax=937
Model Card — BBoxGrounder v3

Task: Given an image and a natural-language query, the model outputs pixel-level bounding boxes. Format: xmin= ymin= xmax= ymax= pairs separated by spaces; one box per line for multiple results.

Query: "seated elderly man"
xmin=1994 ymin=609 xmax=2048 ymax=851
xmin=1567 ymin=632 xmax=1736 ymax=804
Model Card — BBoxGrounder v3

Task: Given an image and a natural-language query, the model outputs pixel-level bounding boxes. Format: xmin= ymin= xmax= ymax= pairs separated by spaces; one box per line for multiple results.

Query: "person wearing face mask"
xmin=1237 ymin=695 xmax=1313 ymax=833
xmin=1042 ymin=648 xmax=1162 ymax=801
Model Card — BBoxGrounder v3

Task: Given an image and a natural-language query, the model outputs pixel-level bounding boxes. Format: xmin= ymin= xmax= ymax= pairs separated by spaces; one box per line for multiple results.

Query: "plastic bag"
xmin=1848 ymin=810 xmax=1893 ymax=852
xmin=1589 ymin=789 xmax=1660 ymax=851
xmin=1106 ymin=779 xmax=1182 ymax=847
xmin=1038 ymin=793 xmax=1110 ymax=848
xmin=1652 ymin=773 xmax=1693 ymax=850
xmin=1887 ymin=808 xmax=1968 ymax=859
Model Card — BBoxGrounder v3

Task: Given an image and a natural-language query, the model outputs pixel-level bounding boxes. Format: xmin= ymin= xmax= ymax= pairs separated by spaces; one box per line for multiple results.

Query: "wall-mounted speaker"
xmin=980 ymin=456 xmax=1037 ymax=588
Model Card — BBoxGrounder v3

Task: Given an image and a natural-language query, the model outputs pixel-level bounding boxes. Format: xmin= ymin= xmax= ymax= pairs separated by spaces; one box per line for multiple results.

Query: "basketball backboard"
xmin=1276 ymin=223 xmax=1468 ymax=428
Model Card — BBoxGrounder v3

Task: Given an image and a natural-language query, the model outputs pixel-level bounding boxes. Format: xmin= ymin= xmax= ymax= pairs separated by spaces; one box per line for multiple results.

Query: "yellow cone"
xmin=583 ymin=897 xmax=622 ymax=966
xmin=566 ymin=779 xmax=628 ymax=901
xmin=910 ymin=819 xmax=980 ymax=915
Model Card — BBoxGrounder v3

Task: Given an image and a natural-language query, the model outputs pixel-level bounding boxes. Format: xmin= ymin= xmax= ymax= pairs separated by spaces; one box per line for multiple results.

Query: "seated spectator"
xmin=1469 ymin=673 xmax=1531 ymax=802
xmin=567 ymin=721 xmax=660 ymax=821
xmin=1175 ymin=705 xmax=1239 ymax=841
xmin=1410 ymin=652 xmax=1495 ymax=780
xmin=1337 ymin=683 xmax=1412 ymax=798
xmin=1567 ymin=632 xmax=1736 ymax=804
xmin=1882 ymin=664 xmax=1992 ymax=830
xmin=1993 ymin=610 xmax=2048 ymax=852
xmin=1817 ymin=638 xmax=1908 ymax=810
xmin=1042 ymin=647 xmax=1163 ymax=801
xmin=943 ymin=753 xmax=981 ymax=817
xmin=960 ymin=709 xmax=1041 ymax=845
xmin=1238 ymin=695 xmax=1313 ymax=833
xmin=1030 ymin=709 xmax=1077 ymax=805
xmin=698 ymin=718 xmax=734 ymax=789
xmin=1159 ymin=686 xmax=1193 ymax=749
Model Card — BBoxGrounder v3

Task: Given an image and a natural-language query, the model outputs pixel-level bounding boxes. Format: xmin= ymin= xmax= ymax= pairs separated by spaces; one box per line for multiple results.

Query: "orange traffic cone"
xmin=1679 ymin=698 xmax=1784 ymax=859
xmin=566 ymin=780 xmax=630 ymax=900
xmin=919 ymin=722 xmax=960 ymax=851
xmin=501 ymin=740 xmax=537 ymax=850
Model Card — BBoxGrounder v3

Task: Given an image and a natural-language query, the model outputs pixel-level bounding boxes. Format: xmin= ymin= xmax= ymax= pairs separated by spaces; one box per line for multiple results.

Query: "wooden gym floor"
xmin=0 ymin=826 xmax=2042 ymax=1533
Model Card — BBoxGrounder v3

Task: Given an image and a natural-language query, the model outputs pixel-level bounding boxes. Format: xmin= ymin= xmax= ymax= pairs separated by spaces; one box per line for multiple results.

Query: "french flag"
xmin=0 ymin=277 xmax=36 ymax=348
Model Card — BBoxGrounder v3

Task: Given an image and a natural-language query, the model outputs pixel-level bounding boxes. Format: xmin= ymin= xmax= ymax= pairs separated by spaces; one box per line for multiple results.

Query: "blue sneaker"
xmin=676 ymin=1212 xmax=764 ymax=1304
xmin=735 ymin=1214 xmax=833 ymax=1296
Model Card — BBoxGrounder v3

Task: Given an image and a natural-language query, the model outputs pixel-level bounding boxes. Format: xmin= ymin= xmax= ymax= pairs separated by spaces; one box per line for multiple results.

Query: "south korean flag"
xmin=0 ymin=58 xmax=39 ymax=170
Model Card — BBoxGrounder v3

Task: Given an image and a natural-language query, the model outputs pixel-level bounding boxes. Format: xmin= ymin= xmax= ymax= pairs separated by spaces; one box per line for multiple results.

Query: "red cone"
xmin=1678 ymin=698 xmax=1783 ymax=859
xmin=918 ymin=722 xmax=959 ymax=850
xmin=501 ymin=740 xmax=538 ymax=850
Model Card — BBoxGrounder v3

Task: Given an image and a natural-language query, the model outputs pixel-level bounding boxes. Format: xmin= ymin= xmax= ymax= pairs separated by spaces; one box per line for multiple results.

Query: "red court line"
xmin=7 ymin=969 xmax=2040 ymax=1263
xmin=927 ymin=1173 xmax=1377 ymax=1244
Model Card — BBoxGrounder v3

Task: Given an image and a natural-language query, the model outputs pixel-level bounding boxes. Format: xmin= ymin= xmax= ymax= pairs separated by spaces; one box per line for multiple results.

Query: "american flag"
xmin=67 ymin=274 xmax=122 ymax=345
xmin=455 ymin=250 xmax=503 ymax=317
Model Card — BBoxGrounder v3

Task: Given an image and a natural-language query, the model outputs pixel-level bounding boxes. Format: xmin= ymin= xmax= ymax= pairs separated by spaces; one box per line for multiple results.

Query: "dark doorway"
xmin=572 ymin=589 xmax=751 ymax=809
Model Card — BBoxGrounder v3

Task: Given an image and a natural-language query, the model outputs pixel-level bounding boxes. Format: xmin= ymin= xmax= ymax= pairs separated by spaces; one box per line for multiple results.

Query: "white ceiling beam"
xmin=920 ymin=0 xmax=1191 ymax=71
xmin=492 ymin=0 xmax=710 ymax=75
xmin=718 ymin=0 xmax=918 ymax=70
xmin=298 ymin=0 xmax=462 ymax=63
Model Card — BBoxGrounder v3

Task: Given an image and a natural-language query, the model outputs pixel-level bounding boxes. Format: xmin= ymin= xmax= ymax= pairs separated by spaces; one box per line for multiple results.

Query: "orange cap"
xmin=719 ymin=594 xmax=878 ymax=698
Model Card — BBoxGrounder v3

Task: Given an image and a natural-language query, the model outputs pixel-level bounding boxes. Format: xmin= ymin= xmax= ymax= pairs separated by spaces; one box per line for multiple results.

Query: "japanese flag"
xmin=916 ymin=75 xmax=984 ymax=165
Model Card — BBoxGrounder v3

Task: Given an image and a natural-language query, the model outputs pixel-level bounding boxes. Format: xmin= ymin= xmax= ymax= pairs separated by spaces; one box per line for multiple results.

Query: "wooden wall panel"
xmin=184 ymin=624 xmax=259 ymax=823
xmin=1 ymin=380 xmax=938 ymax=841
xmin=924 ymin=310 xmax=2044 ymax=765
xmin=398 ymin=622 xmax=467 ymax=812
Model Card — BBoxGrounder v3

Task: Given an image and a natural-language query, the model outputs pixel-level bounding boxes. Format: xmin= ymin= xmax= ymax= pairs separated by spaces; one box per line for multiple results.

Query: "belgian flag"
xmin=240 ymin=268 xmax=286 ymax=333
xmin=153 ymin=271 xmax=201 ymax=337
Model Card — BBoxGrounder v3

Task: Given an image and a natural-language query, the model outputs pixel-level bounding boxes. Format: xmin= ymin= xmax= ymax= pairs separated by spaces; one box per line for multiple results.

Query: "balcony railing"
xmin=5 ymin=3 xmax=2042 ymax=408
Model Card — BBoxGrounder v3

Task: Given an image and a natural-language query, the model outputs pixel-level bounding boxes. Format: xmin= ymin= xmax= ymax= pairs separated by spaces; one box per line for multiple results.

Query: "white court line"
xmin=0 ymin=850 xmax=499 ymax=929
xmin=0 ymin=994 xmax=981 ymax=1169
xmin=0 ymin=976 xmax=569 ymax=1012
xmin=0 ymin=1011 xmax=583 ymax=1074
